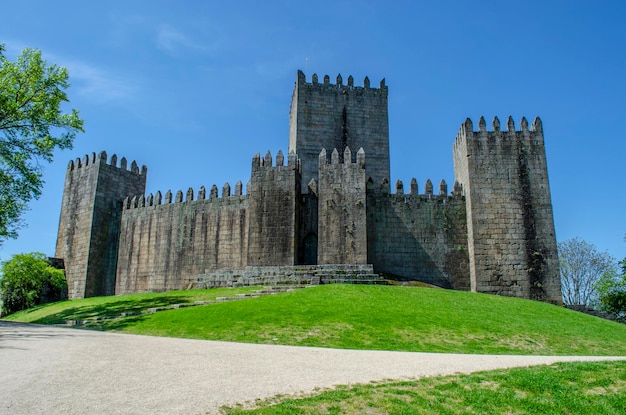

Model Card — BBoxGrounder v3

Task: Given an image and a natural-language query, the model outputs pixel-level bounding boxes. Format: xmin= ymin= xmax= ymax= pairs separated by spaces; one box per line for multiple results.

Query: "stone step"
xmin=194 ymin=264 xmax=386 ymax=289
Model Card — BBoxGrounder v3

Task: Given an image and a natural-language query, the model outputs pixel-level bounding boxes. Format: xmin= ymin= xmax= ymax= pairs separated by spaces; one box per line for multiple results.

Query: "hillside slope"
xmin=6 ymin=284 xmax=626 ymax=355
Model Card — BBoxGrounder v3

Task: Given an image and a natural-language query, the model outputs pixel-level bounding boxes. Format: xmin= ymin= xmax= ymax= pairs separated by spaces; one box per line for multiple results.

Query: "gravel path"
xmin=1 ymin=321 xmax=623 ymax=415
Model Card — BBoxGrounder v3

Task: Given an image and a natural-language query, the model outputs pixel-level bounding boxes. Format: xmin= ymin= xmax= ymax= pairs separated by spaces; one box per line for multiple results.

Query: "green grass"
xmin=221 ymin=360 xmax=626 ymax=414
xmin=7 ymin=284 xmax=626 ymax=356
xmin=3 ymin=286 xmax=259 ymax=326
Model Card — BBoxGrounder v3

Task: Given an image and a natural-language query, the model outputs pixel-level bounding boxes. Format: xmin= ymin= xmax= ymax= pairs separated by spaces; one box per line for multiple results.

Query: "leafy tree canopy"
xmin=596 ymin=271 xmax=626 ymax=317
xmin=0 ymin=44 xmax=83 ymax=242
xmin=595 ymin=235 xmax=626 ymax=317
xmin=0 ymin=252 xmax=67 ymax=316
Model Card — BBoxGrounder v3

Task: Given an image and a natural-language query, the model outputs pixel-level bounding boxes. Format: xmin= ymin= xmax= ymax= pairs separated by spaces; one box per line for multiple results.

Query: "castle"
xmin=55 ymin=70 xmax=562 ymax=304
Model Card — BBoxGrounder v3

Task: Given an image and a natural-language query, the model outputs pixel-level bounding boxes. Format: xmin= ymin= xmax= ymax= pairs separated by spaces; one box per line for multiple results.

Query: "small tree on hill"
xmin=595 ymin=236 xmax=626 ymax=317
xmin=558 ymin=237 xmax=615 ymax=307
xmin=595 ymin=264 xmax=626 ymax=318
xmin=0 ymin=252 xmax=67 ymax=316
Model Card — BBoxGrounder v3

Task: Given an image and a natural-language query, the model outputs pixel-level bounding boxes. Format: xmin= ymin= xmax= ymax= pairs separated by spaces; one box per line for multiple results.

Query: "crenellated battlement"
xmin=66 ymin=150 xmax=147 ymax=175
xmin=454 ymin=116 xmax=543 ymax=147
xmin=123 ymin=180 xmax=246 ymax=210
xmin=290 ymin=69 xmax=390 ymax=189
xmin=296 ymin=70 xmax=387 ymax=95
xmin=318 ymin=147 xmax=366 ymax=167
xmin=366 ymin=177 xmax=463 ymax=199
xmin=251 ymin=149 xmax=300 ymax=172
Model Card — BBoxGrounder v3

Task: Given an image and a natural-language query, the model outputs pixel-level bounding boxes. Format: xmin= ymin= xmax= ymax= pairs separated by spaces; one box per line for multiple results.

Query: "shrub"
xmin=0 ymin=252 xmax=67 ymax=316
xmin=596 ymin=259 xmax=626 ymax=318
xmin=600 ymin=291 xmax=626 ymax=316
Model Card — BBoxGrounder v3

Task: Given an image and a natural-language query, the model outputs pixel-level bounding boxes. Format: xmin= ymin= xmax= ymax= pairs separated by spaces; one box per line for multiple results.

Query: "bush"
xmin=0 ymin=252 xmax=67 ymax=316
xmin=600 ymin=291 xmax=626 ymax=316
xmin=596 ymin=259 xmax=626 ymax=318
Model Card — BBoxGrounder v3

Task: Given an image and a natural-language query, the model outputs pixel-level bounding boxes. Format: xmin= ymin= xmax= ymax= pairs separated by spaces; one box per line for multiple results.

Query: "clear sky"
xmin=2 ymin=0 xmax=625 ymax=263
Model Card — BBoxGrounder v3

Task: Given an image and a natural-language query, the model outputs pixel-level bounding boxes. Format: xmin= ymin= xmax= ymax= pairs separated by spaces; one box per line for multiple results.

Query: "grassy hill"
xmin=5 ymin=284 xmax=626 ymax=356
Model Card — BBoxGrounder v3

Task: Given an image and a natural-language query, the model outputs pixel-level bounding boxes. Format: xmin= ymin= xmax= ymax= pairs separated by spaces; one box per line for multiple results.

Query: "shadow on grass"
xmin=31 ymin=295 xmax=193 ymax=325
xmin=85 ymin=315 xmax=150 ymax=331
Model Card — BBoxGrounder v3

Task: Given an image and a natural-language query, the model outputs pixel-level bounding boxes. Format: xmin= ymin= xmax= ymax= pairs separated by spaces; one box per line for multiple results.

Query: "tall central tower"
xmin=289 ymin=70 xmax=390 ymax=189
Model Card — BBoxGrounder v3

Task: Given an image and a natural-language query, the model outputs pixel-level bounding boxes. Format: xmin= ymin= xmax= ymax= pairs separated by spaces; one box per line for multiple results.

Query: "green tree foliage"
xmin=595 ymin=240 xmax=626 ymax=316
xmin=0 ymin=44 xmax=83 ymax=242
xmin=0 ymin=252 xmax=67 ymax=316
xmin=597 ymin=277 xmax=626 ymax=317
xmin=558 ymin=237 xmax=615 ymax=307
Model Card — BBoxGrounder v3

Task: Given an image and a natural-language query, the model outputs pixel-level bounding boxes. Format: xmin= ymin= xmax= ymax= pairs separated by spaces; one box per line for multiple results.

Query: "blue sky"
xmin=2 ymin=0 xmax=625 ymax=263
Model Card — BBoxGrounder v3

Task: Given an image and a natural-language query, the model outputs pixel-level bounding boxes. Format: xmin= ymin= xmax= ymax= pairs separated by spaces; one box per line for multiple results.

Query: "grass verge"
xmin=7 ymin=284 xmax=625 ymax=355
xmin=221 ymin=360 xmax=626 ymax=415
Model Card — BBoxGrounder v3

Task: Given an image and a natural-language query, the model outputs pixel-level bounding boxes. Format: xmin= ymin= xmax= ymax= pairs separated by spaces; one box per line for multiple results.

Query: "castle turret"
xmin=317 ymin=147 xmax=368 ymax=264
xmin=247 ymin=150 xmax=301 ymax=266
xmin=55 ymin=152 xmax=147 ymax=299
xmin=453 ymin=116 xmax=561 ymax=303
xmin=289 ymin=70 xmax=390 ymax=190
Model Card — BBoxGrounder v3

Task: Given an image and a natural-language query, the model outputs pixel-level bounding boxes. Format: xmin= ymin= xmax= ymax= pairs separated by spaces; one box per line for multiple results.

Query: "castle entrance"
xmin=303 ymin=234 xmax=318 ymax=265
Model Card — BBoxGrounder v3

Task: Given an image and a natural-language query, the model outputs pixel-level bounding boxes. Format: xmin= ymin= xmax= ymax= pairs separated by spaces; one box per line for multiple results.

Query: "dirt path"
xmin=1 ymin=321 xmax=623 ymax=415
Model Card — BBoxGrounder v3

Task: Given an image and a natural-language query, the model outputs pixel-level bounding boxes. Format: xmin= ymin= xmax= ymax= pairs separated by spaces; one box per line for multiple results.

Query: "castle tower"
xmin=55 ymin=152 xmax=147 ymax=299
xmin=453 ymin=116 xmax=561 ymax=303
xmin=289 ymin=70 xmax=390 ymax=190
xmin=246 ymin=150 xmax=301 ymax=266
xmin=317 ymin=147 xmax=368 ymax=264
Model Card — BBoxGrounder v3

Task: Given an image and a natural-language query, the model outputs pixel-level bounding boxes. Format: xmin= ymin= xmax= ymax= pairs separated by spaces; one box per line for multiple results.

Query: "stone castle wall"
xmin=366 ymin=178 xmax=470 ymax=290
xmin=317 ymin=147 xmax=368 ymax=264
xmin=54 ymin=71 xmax=562 ymax=304
xmin=116 ymin=185 xmax=249 ymax=294
xmin=55 ymin=152 xmax=146 ymax=299
xmin=55 ymin=154 xmax=98 ymax=299
xmin=247 ymin=150 xmax=301 ymax=266
xmin=453 ymin=116 xmax=560 ymax=303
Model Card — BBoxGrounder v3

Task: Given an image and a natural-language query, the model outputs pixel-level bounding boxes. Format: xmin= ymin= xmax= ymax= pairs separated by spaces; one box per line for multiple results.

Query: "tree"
xmin=0 ymin=252 xmax=67 ymax=316
xmin=596 ymin=268 xmax=626 ymax=317
xmin=558 ymin=237 xmax=615 ymax=307
xmin=595 ymin=237 xmax=626 ymax=317
xmin=0 ymin=44 xmax=83 ymax=242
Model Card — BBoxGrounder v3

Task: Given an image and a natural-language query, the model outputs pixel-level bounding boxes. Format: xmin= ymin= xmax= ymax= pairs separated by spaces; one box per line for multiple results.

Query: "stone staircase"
xmin=192 ymin=264 xmax=386 ymax=288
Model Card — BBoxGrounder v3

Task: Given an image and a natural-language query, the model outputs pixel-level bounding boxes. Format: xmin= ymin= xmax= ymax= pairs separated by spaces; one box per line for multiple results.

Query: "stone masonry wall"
xmin=55 ymin=151 xmax=146 ymax=299
xmin=317 ymin=147 xmax=368 ymax=265
xmin=289 ymin=70 xmax=390 ymax=190
xmin=453 ymin=116 xmax=561 ymax=303
xmin=246 ymin=150 xmax=301 ymax=266
xmin=116 ymin=183 xmax=248 ymax=294
xmin=55 ymin=154 xmax=99 ymax=299
xmin=366 ymin=178 xmax=470 ymax=289
xmin=55 ymin=72 xmax=562 ymax=305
